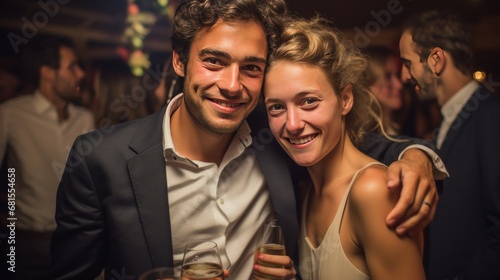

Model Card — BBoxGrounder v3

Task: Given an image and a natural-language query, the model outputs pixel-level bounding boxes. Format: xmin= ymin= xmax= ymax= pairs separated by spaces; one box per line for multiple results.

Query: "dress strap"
xmin=347 ymin=162 xmax=387 ymax=190
xmin=334 ymin=162 xmax=387 ymax=226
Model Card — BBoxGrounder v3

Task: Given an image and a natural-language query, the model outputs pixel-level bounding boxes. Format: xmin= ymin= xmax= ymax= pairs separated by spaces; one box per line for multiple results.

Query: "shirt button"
xmin=220 ymin=198 xmax=225 ymax=205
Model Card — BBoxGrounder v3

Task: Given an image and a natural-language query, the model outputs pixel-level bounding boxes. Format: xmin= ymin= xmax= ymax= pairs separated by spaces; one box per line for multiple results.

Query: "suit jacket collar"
xmin=127 ymin=107 xmax=175 ymax=268
xmin=439 ymin=86 xmax=490 ymax=158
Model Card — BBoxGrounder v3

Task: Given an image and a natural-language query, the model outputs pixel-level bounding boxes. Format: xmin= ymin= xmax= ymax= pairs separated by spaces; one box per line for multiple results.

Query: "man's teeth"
xmin=289 ymin=135 xmax=315 ymax=144
xmin=216 ymin=101 xmax=240 ymax=108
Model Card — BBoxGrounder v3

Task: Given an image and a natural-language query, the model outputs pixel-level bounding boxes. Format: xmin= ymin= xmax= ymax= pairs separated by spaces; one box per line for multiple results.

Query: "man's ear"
xmin=40 ymin=65 xmax=55 ymax=82
xmin=340 ymin=85 xmax=354 ymax=116
xmin=172 ymin=51 xmax=186 ymax=78
xmin=428 ymin=47 xmax=446 ymax=76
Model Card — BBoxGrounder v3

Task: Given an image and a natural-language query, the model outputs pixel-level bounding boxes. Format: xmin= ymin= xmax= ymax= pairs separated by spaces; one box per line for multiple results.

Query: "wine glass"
xmin=138 ymin=267 xmax=178 ymax=280
xmin=181 ymin=241 xmax=224 ymax=280
xmin=254 ymin=218 xmax=286 ymax=279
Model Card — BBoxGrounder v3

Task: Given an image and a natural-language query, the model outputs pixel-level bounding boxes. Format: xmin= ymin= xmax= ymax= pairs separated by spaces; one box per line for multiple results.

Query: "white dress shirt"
xmin=437 ymin=80 xmax=480 ymax=149
xmin=162 ymin=94 xmax=274 ymax=277
xmin=0 ymin=91 xmax=95 ymax=231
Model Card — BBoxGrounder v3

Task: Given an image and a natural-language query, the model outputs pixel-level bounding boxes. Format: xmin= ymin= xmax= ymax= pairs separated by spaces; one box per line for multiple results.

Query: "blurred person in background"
xmin=400 ymin=9 xmax=500 ymax=279
xmin=364 ymin=46 xmax=442 ymax=141
xmin=91 ymin=58 xmax=155 ymax=128
xmin=0 ymin=36 xmax=94 ymax=279
xmin=364 ymin=45 xmax=404 ymax=135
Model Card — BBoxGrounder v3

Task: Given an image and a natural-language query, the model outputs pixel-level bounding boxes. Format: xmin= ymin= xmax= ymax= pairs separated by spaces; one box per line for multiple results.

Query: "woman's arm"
xmin=360 ymin=133 xmax=447 ymax=235
xmin=347 ymin=165 xmax=425 ymax=280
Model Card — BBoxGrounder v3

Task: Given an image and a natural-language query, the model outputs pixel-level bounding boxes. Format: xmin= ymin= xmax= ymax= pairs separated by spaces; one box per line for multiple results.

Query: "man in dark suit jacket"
xmin=51 ymin=1 xmax=444 ymax=279
xmin=400 ymin=10 xmax=500 ymax=280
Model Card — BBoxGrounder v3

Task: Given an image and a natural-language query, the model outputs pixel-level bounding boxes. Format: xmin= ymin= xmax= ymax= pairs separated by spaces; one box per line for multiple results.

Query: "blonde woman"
xmin=263 ymin=17 xmax=425 ymax=280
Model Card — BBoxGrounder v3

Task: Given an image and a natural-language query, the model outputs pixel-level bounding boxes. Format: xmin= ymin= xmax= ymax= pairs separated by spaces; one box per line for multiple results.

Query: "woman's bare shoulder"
xmin=348 ymin=164 xmax=396 ymax=214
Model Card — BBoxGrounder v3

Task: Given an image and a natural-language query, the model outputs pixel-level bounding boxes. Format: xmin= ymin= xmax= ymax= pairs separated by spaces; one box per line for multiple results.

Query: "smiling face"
xmin=399 ymin=31 xmax=438 ymax=99
xmin=384 ymin=56 xmax=404 ymax=110
xmin=264 ymin=61 xmax=351 ymax=167
xmin=172 ymin=19 xmax=268 ymax=134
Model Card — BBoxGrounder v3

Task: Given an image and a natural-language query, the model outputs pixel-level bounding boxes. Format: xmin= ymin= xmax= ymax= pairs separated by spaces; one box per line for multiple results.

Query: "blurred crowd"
xmin=0 ymin=38 xmax=446 ymax=141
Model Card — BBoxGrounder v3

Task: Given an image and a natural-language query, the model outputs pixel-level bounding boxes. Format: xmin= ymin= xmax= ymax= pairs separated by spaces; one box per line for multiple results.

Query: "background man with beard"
xmin=399 ymin=10 xmax=500 ymax=280
xmin=0 ymin=36 xmax=94 ymax=279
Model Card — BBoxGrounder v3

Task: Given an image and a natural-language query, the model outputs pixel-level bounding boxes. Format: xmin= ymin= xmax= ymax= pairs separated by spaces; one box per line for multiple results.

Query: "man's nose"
xmin=75 ymin=65 xmax=85 ymax=81
xmin=219 ymin=65 xmax=242 ymax=95
xmin=401 ymin=66 xmax=412 ymax=82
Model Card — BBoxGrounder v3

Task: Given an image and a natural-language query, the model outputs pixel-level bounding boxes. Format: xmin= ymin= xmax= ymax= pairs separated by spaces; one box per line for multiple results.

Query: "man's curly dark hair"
xmin=171 ymin=0 xmax=287 ymax=68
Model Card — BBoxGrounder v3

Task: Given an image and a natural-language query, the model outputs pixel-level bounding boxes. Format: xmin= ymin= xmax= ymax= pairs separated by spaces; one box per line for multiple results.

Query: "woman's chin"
xmin=291 ymin=156 xmax=317 ymax=167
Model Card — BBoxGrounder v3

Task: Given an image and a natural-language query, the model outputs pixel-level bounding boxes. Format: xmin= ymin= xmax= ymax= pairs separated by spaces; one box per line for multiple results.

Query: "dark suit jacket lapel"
xmin=439 ymin=118 xmax=460 ymax=159
xmin=127 ymin=108 xmax=174 ymax=268
xmin=439 ymin=87 xmax=487 ymax=158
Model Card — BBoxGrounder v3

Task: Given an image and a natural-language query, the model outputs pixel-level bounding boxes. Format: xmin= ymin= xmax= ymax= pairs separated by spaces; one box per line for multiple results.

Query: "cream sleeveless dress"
xmin=298 ymin=162 xmax=387 ymax=280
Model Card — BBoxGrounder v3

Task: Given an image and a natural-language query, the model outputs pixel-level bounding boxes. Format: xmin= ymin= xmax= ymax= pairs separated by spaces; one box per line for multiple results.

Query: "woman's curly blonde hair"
xmin=266 ymin=16 xmax=388 ymax=146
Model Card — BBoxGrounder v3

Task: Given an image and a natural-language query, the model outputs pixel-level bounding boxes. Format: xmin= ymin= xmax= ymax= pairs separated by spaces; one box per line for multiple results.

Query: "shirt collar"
xmin=32 ymin=90 xmax=76 ymax=119
xmin=162 ymin=94 xmax=253 ymax=167
xmin=33 ymin=90 xmax=54 ymax=115
xmin=441 ymin=80 xmax=480 ymax=123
